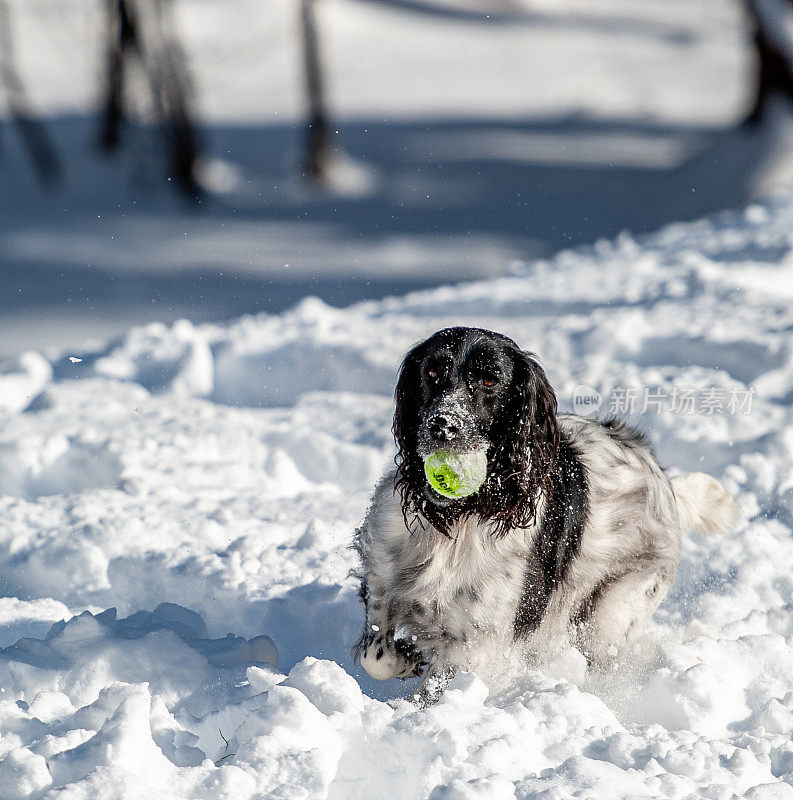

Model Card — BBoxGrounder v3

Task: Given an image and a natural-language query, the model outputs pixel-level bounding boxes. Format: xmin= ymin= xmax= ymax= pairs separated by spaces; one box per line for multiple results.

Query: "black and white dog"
xmin=353 ymin=327 xmax=739 ymax=702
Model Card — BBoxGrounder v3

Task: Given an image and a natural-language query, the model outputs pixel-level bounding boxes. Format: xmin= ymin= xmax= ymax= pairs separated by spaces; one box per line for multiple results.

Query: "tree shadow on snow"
xmin=1 ymin=108 xmax=793 ymax=354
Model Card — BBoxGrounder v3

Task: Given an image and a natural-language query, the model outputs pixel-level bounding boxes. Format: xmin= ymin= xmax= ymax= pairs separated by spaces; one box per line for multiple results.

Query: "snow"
xmin=4 ymin=0 xmax=793 ymax=795
xmin=1 ymin=190 xmax=793 ymax=797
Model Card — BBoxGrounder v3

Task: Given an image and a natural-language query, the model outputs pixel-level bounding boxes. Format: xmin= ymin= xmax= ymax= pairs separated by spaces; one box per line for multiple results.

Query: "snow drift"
xmin=2 ymin=195 xmax=793 ymax=798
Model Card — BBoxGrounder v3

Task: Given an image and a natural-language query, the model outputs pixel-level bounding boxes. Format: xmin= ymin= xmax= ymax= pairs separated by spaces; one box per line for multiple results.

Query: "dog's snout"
xmin=428 ymin=414 xmax=461 ymax=441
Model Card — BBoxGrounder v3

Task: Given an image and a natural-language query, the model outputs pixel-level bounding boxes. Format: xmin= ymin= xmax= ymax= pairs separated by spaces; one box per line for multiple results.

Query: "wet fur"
xmin=353 ymin=327 xmax=738 ymax=702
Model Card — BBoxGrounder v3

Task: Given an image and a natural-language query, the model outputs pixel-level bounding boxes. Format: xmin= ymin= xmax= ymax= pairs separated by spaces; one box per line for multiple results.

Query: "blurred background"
xmin=2 ymin=0 xmax=793 ymax=358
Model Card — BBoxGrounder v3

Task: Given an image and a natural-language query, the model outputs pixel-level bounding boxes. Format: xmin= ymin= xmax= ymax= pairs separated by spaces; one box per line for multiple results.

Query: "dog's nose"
xmin=428 ymin=415 xmax=460 ymax=441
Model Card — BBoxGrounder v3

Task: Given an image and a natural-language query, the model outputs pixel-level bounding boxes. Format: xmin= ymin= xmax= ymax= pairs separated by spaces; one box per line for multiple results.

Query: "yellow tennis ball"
xmin=423 ymin=449 xmax=487 ymax=499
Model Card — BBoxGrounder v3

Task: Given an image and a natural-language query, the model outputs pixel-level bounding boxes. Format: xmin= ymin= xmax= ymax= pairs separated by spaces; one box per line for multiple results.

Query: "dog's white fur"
xmin=354 ymin=415 xmax=740 ymax=696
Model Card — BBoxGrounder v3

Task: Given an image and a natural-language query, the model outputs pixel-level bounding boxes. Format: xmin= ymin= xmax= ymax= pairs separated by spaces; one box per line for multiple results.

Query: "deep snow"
xmin=2 ymin=193 xmax=793 ymax=798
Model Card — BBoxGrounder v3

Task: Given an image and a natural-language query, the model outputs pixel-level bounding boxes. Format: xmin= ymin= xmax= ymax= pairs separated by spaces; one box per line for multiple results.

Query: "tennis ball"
xmin=423 ymin=449 xmax=487 ymax=499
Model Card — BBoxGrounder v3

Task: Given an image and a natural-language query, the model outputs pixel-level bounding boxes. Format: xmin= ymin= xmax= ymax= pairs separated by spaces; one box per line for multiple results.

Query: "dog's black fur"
xmin=513 ymin=434 xmax=588 ymax=637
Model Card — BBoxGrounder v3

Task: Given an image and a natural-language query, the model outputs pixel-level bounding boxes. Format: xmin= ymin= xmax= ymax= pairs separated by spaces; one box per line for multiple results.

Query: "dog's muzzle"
xmin=418 ymin=393 xmax=487 ymax=456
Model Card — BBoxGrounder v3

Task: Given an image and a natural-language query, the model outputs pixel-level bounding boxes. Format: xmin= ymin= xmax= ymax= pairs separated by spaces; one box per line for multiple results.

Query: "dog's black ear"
xmin=393 ymin=341 xmax=426 ymax=466
xmin=487 ymin=349 xmax=559 ymax=533
xmin=393 ymin=340 xmax=432 ymax=524
xmin=518 ymin=350 xmax=559 ymax=494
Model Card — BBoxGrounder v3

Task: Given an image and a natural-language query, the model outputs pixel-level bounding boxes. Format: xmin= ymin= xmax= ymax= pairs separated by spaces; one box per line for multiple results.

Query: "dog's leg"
xmin=353 ymin=582 xmax=426 ymax=680
xmin=575 ymin=566 xmax=674 ymax=670
xmin=357 ymin=624 xmax=426 ymax=680
xmin=410 ymin=663 xmax=457 ymax=707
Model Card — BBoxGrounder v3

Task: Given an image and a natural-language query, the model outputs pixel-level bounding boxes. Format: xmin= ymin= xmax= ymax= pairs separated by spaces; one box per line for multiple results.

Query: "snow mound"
xmin=0 ymin=435 xmax=122 ymax=500
xmin=0 ymin=352 xmax=52 ymax=414
xmin=3 ymin=603 xmax=276 ymax=675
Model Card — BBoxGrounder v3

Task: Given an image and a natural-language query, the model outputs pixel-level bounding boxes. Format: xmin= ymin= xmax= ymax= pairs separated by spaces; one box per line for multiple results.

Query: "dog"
xmin=353 ymin=327 xmax=739 ymax=703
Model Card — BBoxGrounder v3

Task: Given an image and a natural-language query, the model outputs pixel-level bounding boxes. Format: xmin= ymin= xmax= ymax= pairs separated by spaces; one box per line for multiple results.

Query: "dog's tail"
xmin=671 ymin=472 xmax=740 ymax=535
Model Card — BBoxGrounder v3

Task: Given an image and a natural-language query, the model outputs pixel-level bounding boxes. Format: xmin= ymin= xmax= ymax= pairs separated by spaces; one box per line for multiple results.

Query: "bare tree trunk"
xmin=301 ymin=0 xmax=330 ymax=180
xmin=101 ymin=0 xmax=137 ymax=150
xmin=0 ymin=0 xmax=60 ymax=182
xmin=99 ymin=0 xmax=200 ymax=197
xmin=140 ymin=0 xmax=200 ymax=197
xmin=744 ymin=0 xmax=793 ymax=124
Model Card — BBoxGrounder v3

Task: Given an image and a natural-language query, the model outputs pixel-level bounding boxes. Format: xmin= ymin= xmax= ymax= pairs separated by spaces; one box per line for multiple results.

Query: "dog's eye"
xmin=482 ymin=376 xmax=497 ymax=387
xmin=427 ymin=368 xmax=438 ymax=380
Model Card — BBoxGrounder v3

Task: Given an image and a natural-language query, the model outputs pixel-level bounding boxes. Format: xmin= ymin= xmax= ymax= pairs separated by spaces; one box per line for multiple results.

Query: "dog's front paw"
xmin=393 ymin=635 xmax=427 ymax=678
xmin=359 ymin=628 xmax=426 ymax=680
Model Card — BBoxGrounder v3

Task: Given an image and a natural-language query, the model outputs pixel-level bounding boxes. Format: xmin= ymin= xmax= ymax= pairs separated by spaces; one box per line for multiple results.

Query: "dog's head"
xmin=393 ymin=327 xmax=559 ymax=537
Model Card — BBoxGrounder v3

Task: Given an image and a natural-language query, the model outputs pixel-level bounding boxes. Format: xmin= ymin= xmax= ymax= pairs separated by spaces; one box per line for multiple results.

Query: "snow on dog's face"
xmin=393 ymin=327 xmax=559 ymax=537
